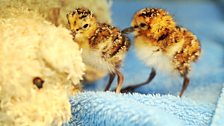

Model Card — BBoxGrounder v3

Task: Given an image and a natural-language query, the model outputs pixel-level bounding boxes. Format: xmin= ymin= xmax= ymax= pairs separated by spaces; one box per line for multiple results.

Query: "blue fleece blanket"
xmin=65 ymin=1 xmax=224 ymax=126
xmin=64 ymin=92 xmax=216 ymax=126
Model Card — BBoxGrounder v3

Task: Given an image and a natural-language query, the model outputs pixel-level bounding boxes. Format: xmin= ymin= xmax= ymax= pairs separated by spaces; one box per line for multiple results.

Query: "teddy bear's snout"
xmin=33 ymin=77 xmax=45 ymax=89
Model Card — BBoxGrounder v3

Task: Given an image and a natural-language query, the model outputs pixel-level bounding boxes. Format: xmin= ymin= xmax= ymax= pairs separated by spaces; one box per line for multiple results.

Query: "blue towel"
xmin=64 ymin=92 xmax=216 ymax=126
xmin=64 ymin=1 xmax=224 ymax=126
xmin=211 ymin=85 xmax=224 ymax=126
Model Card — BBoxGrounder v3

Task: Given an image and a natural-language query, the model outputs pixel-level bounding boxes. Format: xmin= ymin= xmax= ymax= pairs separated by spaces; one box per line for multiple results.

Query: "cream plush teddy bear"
xmin=0 ymin=0 xmax=113 ymax=125
xmin=0 ymin=0 xmax=113 ymax=83
xmin=0 ymin=8 xmax=85 ymax=126
xmin=0 ymin=0 xmax=112 ymax=81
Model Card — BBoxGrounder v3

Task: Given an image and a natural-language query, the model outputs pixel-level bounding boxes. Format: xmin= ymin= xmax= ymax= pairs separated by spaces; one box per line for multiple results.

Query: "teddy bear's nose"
xmin=33 ymin=77 xmax=44 ymax=89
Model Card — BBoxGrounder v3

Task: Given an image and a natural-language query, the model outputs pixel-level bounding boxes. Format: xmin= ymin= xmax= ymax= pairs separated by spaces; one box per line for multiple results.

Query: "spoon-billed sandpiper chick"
xmin=67 ymin=8 xmax=130 ymax=93
xmin=122 ymin=8 xmax=201 ymax=97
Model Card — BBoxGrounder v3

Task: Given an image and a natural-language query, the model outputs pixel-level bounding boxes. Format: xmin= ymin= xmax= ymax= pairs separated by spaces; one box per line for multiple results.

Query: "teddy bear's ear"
xmin=39 ymin=26 xmax=85 ymax=84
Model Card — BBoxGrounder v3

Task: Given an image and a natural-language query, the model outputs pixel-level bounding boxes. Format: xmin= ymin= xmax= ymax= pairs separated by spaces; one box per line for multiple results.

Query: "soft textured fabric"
xmin=211 ymin=85 xmax=224 ymax=126
xmin=65 ymin=1 xmax=224 ymax=126
xmin=64 ymin=92 xmax=216 ymax=126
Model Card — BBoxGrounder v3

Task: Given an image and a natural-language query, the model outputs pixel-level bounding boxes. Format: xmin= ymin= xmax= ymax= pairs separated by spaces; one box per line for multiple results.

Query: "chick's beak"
xmin=121 ymin=27 xmax=135 ymax=34
xmin=66 ymin=14 xmax=69 ymax=20
xmin=71 ymin=30 xmax=76 ymax=36
xmin=122 ymin=25 xmax=140 ymax=34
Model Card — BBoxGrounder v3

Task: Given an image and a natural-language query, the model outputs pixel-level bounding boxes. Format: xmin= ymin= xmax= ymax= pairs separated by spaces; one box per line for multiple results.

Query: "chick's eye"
xmin=140 ymin=23 xmax=146 ymax=27
xmin=83 ymin=24 xmax=89 ymax=28
xmin=33 ymin=77 xmax=44 ymax=89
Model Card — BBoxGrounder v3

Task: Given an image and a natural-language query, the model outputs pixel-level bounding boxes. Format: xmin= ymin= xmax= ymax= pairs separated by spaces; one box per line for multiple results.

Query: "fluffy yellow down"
xmin=0 ymin=8 xmax=85 ymax=126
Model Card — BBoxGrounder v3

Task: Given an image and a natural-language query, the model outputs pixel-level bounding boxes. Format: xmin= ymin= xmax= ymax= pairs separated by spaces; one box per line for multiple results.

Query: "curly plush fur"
xmin=0 ymin=8 xmax=85 ymax=126
xmin=0 ymin=0 xmax=112 ymax=124
xmin=0 ymin=0 xmax=112 ymax=82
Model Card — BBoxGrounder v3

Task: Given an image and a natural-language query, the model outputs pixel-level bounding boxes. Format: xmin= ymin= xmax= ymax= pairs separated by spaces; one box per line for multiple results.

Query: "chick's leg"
xmin=179 ymin=75 xmax=189 ymax=97
xmin=104 ymin=73 xmax=115 ymax=91
xmin=120 ymin=68 xmax=156 ymax=93
xmin=115 ymin=69 xmax=124 ymax=93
